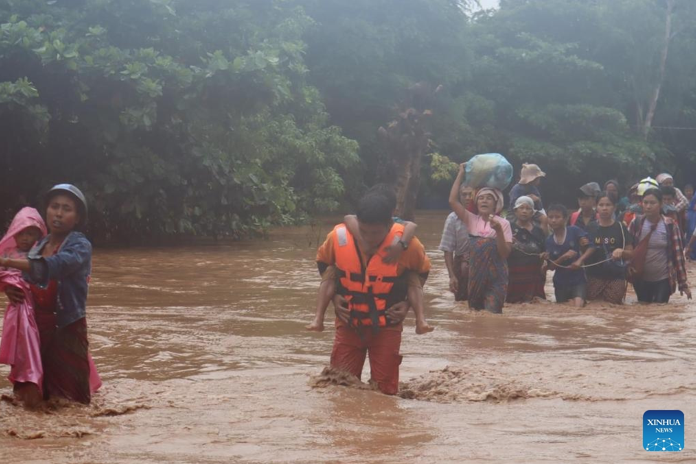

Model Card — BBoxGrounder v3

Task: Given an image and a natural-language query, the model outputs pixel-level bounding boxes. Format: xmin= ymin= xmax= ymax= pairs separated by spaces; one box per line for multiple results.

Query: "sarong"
xmin=32 ymin=281 xmax=101 ymax=404
xmin=468 ymin=236 xmax=508 ymax=313
xmin=506 ymin=262 xmax=545 ymax=303
xmin=586 ymin=277 xmax=627 ymax=304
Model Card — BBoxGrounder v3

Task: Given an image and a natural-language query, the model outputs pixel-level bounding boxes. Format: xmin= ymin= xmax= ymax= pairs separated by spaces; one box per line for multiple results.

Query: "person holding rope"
xmin=506 ymin=196 xmax=547 ymax=303
xmin=543 ymin=204 xmax=594 ymax=307
xmin=585 ymin=193 xmax=634 ymax=304
xmin=627 ymin=188 xmax=691 ymax=303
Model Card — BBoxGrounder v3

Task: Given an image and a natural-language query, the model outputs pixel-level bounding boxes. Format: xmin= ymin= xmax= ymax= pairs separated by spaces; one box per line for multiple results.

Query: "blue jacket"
xmin=24 ymin=231 xmax=92 ymax=328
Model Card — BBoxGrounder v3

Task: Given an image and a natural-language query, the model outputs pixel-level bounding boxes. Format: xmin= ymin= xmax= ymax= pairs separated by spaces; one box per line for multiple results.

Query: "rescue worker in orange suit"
xmin=315 ymin=192 xmax=431 ymax=395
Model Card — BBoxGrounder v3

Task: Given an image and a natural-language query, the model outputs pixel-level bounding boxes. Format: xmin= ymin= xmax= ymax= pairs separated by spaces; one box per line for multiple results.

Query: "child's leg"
xmin=406 ymin=273 xmax=433 ymax=334
xmin=307 ymin=267 xmax=337 ymax=331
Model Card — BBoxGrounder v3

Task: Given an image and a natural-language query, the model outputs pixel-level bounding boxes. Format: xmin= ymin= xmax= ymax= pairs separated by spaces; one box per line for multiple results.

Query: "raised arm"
xmin=449 ymin=163 xmax=473 ymax=224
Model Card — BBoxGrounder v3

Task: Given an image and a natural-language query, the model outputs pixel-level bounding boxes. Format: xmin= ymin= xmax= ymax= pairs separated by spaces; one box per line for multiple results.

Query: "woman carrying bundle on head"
xmin=449 ymin=163 xmax=512 ymax=313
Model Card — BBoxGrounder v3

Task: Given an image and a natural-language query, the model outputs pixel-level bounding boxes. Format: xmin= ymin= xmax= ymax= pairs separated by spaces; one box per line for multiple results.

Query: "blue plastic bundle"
xmin=464 ymin=153 xmax=513 ymax=190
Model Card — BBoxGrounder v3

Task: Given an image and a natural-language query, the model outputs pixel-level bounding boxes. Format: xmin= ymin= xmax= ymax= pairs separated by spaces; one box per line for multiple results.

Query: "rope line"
xmin=513 ymin=247 xmax=625 ymax=269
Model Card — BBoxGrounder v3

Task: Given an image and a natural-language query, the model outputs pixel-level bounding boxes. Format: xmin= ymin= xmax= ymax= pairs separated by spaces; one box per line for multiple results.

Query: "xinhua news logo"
xmin=643 ymin=410 xmax=684 ymax=452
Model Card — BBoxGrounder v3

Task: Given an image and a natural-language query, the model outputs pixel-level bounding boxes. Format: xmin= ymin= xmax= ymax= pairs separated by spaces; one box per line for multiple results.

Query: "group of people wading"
xmin=0 ymin=184 xmax=99 ymax=407
xmin=309 ymin=161 xmax=693 ymax=395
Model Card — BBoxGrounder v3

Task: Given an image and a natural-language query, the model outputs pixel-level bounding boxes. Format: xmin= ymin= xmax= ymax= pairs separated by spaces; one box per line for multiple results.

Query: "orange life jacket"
xmin=332 ymin=223 xmax=407 ymax=332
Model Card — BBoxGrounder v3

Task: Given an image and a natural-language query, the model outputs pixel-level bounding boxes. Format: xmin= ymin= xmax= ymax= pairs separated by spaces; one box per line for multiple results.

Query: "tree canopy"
xmin=1 ymin=0 xmax=695 ymax=241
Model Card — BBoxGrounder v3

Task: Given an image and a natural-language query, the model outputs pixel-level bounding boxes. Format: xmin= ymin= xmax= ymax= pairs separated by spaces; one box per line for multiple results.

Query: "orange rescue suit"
xmin=332 ymin=223 xmax=407 ymax=332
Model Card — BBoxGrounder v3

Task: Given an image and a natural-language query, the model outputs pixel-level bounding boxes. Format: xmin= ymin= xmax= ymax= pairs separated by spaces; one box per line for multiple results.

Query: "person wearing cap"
xmin=656 ymin=173 xmax=689 ymax=212
xmin=0 ymin=184 xmax=100 ymax=404
xmin=450 ymin=163 xmax=512 ymax=313
xmin=509 ymin=163 xmax=546 ymax=215
xmin=570 ymin=182 xmax=600 ymax=231
xmin=506 ymin=196 xmax=547 ymax=303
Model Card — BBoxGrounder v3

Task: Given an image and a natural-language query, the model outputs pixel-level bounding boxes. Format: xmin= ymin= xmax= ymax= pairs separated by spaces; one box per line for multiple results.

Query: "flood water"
xmin=1 ymin=211 xmax=695 ymax=463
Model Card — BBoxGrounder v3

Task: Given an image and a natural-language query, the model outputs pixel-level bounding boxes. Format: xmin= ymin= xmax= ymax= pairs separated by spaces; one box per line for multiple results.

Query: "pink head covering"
xmin=476 ymin=187 xmax=504 ymax=214
xmin=0 ymin=207 xmax=47 ymax=256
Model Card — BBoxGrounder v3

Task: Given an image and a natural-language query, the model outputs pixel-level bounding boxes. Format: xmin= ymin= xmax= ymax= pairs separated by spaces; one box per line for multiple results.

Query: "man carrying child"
xmin=314 ymin=192 xmax=431 ymax=395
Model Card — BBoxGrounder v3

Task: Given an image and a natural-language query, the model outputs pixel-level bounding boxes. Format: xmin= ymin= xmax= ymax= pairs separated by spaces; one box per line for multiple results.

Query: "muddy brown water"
xmin=1 ymin=211 xmax=695 ymax=463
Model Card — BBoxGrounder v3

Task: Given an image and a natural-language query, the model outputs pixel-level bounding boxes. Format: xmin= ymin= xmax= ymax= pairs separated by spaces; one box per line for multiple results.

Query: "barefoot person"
xmin=315 ymin=192 xmax=431 ymax=395
xmin=1 ymin=184 xmax=101 ymax=404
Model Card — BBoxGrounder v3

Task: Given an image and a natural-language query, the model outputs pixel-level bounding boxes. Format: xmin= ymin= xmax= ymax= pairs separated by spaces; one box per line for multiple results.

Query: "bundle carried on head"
xmin=464 ymin=153 xmax=513 ymax=191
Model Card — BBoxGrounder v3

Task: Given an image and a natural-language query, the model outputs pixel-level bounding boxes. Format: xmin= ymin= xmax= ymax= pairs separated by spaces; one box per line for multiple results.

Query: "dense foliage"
xmin=1 ymin=0 xmax=695 ymax=240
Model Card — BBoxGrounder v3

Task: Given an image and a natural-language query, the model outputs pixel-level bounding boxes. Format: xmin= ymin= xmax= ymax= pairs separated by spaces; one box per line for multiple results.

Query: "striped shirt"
xmin=439 ymin=212 xmax=470 ymax=258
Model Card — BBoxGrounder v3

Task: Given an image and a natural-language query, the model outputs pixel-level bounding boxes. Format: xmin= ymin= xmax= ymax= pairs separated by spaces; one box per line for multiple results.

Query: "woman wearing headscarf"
xmin=1 ymin=184 xmax=101 ymax=404
xmin=450 ymin=163 xmax=512 ymax=313
xmin=506 ymin=196 xmax=547 ymax=303
xmin=657 ymin=173 xmax=689 ymax=212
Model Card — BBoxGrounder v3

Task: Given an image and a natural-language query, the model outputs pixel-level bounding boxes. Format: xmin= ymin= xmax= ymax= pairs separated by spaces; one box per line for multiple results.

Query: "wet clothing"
xmin=468 ymin=236 xmax=509 ymax=313
xmin=0 ymin=249 xmax=44 ymax=393
xmin=586 ymin=277 xmax=627 ymax=305
xmin=24 ymin=232 xmax=92 ymax=328
xmin=24 ymin=234 xmax=100 ymax=403
xmin=586 ymin=222 xmax=633 ymax=280
xmin=30 ymin=275 xmax=101 ymax=403
xmin=506 ymin=221 xmax=546 ymax=303
xmin=439 ymin=212 xmax=470 ymax=302
xmin=633 ymin=279 xmax=671 ymax=303
xmin=452 ymin=255 xmax=469 ymax=302
xmin=641 ymin=220 xmax=669 ymax=282
xmin=546 ymin=226 xmax=587 ymax=287
xmin=628 ymin=215 xmax=689 ymax=298
xmin=585 ymin=221 xmax=632 ymax=304
xmin=462 ymin=212 xmax=512 ymax=240
xmin=330 ymin=326 xmax=401 ymax=395
xmin=454 ymin=209 xmax=512 ymax=313
xmin=32 ymin=280 xmax=91 ymax=403
xmin=439 ymin=212 xmax=470 ymax=258
xmin=316 ymin=224 xmax=430 ymax=394
xmin=554 ymin=282 xmax=586 ymax=303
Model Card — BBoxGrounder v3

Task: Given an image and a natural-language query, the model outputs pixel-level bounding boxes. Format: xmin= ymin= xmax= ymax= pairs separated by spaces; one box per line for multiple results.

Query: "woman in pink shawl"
xmin=0 ymin=207 xmax=47 ymax=406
